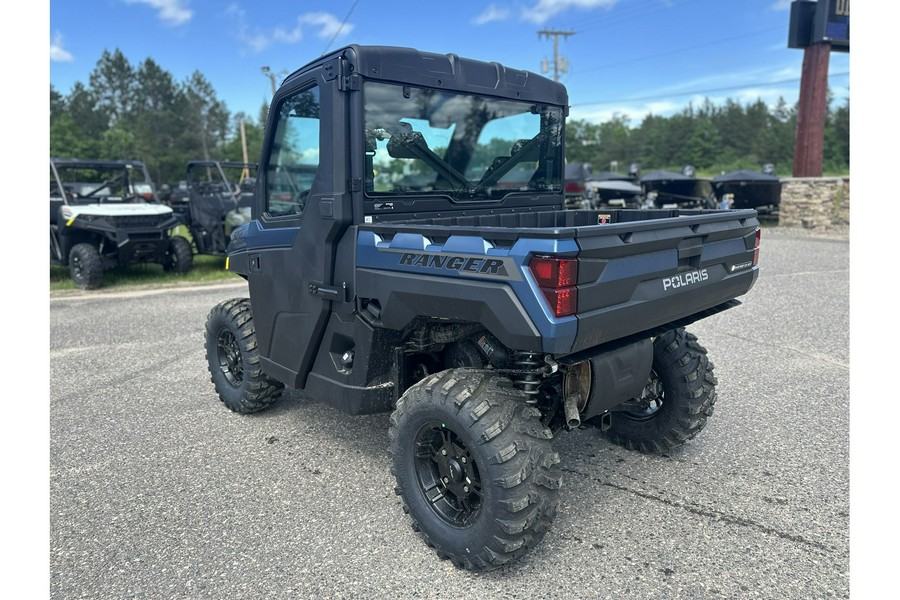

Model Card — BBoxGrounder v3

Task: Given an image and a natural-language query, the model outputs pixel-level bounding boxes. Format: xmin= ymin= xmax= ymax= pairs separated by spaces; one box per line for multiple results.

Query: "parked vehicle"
xmin=584 ymin=171 xmax=646 ymax=209
xmin=50 ymin=158 xmax=192 ymax=289
xmin=203 ymin=45 xmax=761 ymax=571
xmin=170 ymin=161 xmax=258 ymax=256
xmin=563 ymin=162 xmax=593 ymax=209
xmin=640 ymin=167 xmax=717 ymax=209
xmin=712 ymin=169 xmax=783 ymax=213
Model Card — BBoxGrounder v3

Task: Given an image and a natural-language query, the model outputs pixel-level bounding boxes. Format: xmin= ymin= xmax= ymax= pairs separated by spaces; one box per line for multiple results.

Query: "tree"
xmin=684 ymin=119 xmax=721 ymax=169
xmin=88 ymin=49 xmax=135 ymax=127
xmin=50 ymin=85 xmax=66 ymax=120
xmin=258 ymin=100 xmax=270 ymax=128
xmin=182 ymin=71 xmax=231 ymax=163
xmin=825 ymin=97 xmax=849 ymax=171
xmin=219 ymin=112 xmax=264 ymax=164
xmin=51 ymin=82 xmax=105 ymax=158
xmin=565 ymin=119 xmax=602 ymax=165
xmin=132 ymin=58 xmax=186 ymax=184
xmin=596 ymin=114 xmax=633 ymax=169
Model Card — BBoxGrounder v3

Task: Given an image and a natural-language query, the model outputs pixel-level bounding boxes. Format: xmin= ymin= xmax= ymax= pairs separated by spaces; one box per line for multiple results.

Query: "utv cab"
xmin=171 ymin=161 xmax=257 ymax=256
xmin=50 ymin=158 xmax=193 ymax=289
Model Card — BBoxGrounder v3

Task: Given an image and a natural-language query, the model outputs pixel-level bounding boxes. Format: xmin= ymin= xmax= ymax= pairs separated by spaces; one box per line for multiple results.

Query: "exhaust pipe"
xmin=564 ymin=393 xmax=582 ymax=429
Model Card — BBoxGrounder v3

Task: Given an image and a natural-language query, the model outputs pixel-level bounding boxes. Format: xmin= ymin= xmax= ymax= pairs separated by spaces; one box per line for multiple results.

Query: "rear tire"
xmin=388 ymin=369 xmax=561 ymax=571
xmin=205 ymin=298 xmax=284 ymax=414
xmin=163 ymin=235 xmax=193 ymax=274
xmin=605 ymin=328 xmax=717 ymax=453
xmin=69 ymin=243 xmax=104 ymax=290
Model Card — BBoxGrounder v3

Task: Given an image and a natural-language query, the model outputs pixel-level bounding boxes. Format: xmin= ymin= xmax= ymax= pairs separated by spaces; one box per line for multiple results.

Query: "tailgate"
xmin=568 ymin=212 xmax=760 ymax=352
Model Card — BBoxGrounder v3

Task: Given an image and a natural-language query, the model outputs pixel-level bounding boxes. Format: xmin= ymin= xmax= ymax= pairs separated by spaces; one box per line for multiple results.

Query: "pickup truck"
xmin=204 ymin=45 xmax=760 ymax=571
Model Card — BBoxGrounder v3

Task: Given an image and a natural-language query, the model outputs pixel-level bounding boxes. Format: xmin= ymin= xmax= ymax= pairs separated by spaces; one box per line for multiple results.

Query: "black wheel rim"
xmin=622 ymin=369 xmax=664 ymax=421
xmin=71 ymin=255 xmax=83 ymax=280
xmin=216 ymin=328 xmax=243 ymax=386
xmin=413 ymin=422 xmax=483 ymax=527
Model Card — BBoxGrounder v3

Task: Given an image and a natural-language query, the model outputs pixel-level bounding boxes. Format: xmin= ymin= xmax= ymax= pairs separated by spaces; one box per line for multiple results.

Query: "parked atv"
xmin=50 ymin=158 xmax=192 ymax=289
xmin=170 ymin=161 xmax=257 ymax=256
xmin=203 ymin=45 xmax=760 ymax=571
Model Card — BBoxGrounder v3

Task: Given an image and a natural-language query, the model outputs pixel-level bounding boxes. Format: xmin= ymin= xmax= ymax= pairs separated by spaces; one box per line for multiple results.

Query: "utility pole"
xmin=260 ymin=66 xmax=287 ymax=96
xmin=538 ymin=29 xmax=575 ymax=82
xmin=239 ymin=118 xmax=250 ymax=182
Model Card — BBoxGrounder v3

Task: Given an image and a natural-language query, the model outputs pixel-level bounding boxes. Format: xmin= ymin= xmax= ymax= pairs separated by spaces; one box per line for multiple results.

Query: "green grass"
xmin=50 ymin=254 xmax=240 ymax=292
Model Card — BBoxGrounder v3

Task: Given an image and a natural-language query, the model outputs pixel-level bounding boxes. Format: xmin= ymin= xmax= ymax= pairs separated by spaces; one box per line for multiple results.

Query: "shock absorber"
xmin=512 ymin=351 xmax=543 ymax=400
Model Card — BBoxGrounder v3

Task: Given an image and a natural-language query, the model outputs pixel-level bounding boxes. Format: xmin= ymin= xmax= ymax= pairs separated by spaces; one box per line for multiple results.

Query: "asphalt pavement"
xmin=49 ymin=227 xmax=850 ymax=599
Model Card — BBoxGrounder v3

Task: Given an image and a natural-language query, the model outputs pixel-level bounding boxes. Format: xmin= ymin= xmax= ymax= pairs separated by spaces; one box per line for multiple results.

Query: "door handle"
xmin=309 ymin=281 xmax=347 ymax=302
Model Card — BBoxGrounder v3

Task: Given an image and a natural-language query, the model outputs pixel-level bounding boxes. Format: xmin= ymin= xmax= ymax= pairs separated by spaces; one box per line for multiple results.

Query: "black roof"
xmin=50 ymin=158 xmax=148 ymax=169
xmin=640 ymin=170 xmax=694 ymax=183
xmin=586 ymin=171 xmax=634 ymax=182
xmin=712 ymin=170 xmax=780 ymax=182
xmin=284 ymin=45 xmax=568 ymax=107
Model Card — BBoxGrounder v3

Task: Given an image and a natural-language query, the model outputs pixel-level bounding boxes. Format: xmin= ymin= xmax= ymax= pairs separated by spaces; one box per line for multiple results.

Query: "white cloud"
xmin=771 ymin=0 xmax=792 ymax=11
xmin=568 ymin=63 xmax=818 ymax=123
xmin=50 ymin=32 xmax=73 ymax=62
xmin=302 ymin=12 xmax=354 ymax=39
xmin=473 ymin=4 xmax=511 ymax=25
xmin=227 ymin=5 xmax=351 ymax=53
xmin=227 ymin=4 xmax=270 ymax=52
xmin=522 ymin=0 xmax=618 ymax=25
xmin=273 ymin=21 xmax=303 ymax=45
xmin=569 ymin=100 xmax=680 ymax=124
xmin=123 ymin=0 xmax=193 ymax=26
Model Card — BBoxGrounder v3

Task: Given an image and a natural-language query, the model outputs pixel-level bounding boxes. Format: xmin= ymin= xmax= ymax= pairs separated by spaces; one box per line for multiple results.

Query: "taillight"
xmin=565 ymin=182 xmax=585 ymax=193
xmin=753 ymin=227 xmax=761 ymax=266
xmin=529 ymin=256 xmax=578 ymax=318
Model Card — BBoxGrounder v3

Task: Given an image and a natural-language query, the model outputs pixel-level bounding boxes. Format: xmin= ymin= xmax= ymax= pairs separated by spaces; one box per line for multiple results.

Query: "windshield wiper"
xmin=379 ymin=126 xmax=473 ymax=193
xmin=81 ymin=172 xmax=126 ymax=199
xmin=472 ymin=133 xmax=545 ymax=195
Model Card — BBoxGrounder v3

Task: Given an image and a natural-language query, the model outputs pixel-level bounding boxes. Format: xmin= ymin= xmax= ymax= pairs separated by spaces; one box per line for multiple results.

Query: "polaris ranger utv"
xmin=204 ymin=46 xmax=761 ymax=571
xmin=50 ymin=158 xmax=193 ymax=289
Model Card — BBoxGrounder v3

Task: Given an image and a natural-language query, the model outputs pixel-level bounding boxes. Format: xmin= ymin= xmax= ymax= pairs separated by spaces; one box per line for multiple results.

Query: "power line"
xmin=571 ymin=71 xmax=850 ymax=107
xmin=575 ymin=25 xmax=786 ymax=74
xmin=321 ymin=0 xmax=360 ymax=56
xmin=572 ymin=0 xmax=707 ymax=34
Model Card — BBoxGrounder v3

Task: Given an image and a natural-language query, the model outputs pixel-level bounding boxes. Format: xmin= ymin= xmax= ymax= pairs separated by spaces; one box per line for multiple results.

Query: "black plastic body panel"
xmin=355 ymin=269 xmax=544 ymax=353
xmin=302 ymin=312 xmax=400 ymax=415
xmin=582 ymin=338 xmax=653 ymax=421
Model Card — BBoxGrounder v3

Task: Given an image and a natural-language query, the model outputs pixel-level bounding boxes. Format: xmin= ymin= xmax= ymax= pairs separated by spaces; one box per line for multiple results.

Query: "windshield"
xmin=363 ymin=82 xmax=563 ymax=201
xmin=51 ymin=162 xmax=156 ymax=202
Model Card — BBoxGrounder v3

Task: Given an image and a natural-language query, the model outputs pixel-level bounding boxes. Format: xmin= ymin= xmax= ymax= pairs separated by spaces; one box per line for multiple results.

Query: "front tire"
xmin=388 ymin=369 xmax=561 ymax=571
xmin=205 ymin=298 xmax=284 ymax=414
xmin=69 ymin=243 xmax=104 ymax=290
xmin=605 ymin=328 xmax=717 ymax=453
xmin=163 ymin=235 xmax=193 ymax=274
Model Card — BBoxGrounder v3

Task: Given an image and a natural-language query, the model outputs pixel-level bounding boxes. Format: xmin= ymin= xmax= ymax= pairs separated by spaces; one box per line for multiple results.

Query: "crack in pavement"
xmin=561 ymin=465 xmax=831 ymax=553
xmin=52 ymin=349 xmax=198 ymax=406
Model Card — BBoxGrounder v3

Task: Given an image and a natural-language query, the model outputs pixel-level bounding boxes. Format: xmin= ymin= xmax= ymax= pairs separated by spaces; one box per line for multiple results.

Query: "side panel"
xmin=355 ymin=229 xmax=578 ymax=354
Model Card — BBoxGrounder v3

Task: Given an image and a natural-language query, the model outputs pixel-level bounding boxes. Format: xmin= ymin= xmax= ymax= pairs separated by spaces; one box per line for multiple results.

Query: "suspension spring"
xmin=512 ymin=351 xmax=543 ymax=400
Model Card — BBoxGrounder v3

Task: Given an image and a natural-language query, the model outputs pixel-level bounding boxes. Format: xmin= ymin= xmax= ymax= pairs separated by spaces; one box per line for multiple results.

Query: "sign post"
xmin=788 ymin=1 xmax=850 ymax=177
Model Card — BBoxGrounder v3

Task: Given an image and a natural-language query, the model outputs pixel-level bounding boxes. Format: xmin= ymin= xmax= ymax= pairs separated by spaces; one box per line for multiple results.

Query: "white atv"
xmin=50 ymin=158 xmax=192 ymax=289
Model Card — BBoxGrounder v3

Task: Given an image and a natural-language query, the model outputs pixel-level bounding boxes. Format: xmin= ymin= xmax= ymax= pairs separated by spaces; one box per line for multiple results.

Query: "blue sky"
xmin=49 ymin=0 xmax=850 ymax=125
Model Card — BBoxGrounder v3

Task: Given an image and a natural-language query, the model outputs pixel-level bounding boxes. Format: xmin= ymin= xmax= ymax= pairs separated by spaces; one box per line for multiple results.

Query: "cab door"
xmin=247 ymin=64 xmax=352 ymax=388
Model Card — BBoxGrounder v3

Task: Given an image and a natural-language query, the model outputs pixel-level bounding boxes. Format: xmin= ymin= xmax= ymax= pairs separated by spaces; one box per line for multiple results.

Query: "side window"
xmin=265 ymin=85 xmax=321 ymax=218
